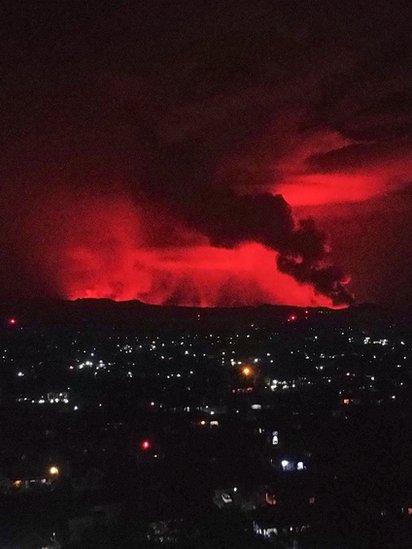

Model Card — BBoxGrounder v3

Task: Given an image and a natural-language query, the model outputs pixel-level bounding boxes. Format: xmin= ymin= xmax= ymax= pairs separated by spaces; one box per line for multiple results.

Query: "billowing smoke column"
xmin=129 ymin=119 xmax=353 ymax=306
xmin=278 ymin=220 xmax=352 ymax=305
xmin=157 ymin=187 xmax=353 ymax=306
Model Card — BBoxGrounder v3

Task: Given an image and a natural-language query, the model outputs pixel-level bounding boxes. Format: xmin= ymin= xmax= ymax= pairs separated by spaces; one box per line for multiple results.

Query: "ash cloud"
xmin=1 ymin=0 xmax=411 ymax=305
xmin=133 ymin=131 xmax=353 ymax=304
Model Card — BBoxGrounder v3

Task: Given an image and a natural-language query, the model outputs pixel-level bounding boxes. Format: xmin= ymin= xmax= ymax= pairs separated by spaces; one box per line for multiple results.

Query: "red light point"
xmin=8 ymin=318 xmax=17 ymax=326
xmin=287 ymin=314 xmax=297 ymax=322
xmin=140 ymin=439 xmax=151 ymax=451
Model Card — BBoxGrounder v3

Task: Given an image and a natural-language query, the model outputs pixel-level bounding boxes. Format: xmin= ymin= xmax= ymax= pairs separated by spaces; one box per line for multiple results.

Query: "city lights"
xmin=0 ymin=3 xmax=410 ymax=546
xmin=0 ymin=296 xmax=407 ymax=541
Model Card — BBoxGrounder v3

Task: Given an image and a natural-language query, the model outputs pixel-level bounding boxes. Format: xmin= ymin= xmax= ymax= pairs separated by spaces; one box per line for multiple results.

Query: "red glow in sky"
xmin=66 ymin=240 xmax=333 ymax=308
xmin=273 ymin=132 xmax=412 ymax=207
xmin=23 ymin=193 xmax=334 ymax=308
xmin=2 ymin=114 xmax=408 ymax=308
xmin=277 ymin=173 xmax=379 ymax=207
xmin=10 ymin=136 xmax=409 ymax=309
xmin=0 ymin=2 xmax=410 ymax=309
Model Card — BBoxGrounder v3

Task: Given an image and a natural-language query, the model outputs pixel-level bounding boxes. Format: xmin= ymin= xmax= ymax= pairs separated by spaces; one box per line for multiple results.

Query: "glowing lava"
xmin=13 ymin=191 xmax=343 ymax=308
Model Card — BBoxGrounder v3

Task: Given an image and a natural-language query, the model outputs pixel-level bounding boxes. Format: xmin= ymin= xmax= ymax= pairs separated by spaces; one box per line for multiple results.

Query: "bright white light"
xmin=297 ymin=461 xmax=304 ymax=470
xmin=17 ymin=371 xmax=24 ymax=377
xmin=73 ymin=405 xmax=78 ymax=411
xmin=281 ymin=460 xmax=289 ymax=469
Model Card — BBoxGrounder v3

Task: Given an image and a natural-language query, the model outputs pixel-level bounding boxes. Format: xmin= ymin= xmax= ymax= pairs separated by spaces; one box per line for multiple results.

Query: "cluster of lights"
xmin=270 ymin=379 xmax=296 ymax=391
xmin=281 ymin=459 xmax=305 ymax=472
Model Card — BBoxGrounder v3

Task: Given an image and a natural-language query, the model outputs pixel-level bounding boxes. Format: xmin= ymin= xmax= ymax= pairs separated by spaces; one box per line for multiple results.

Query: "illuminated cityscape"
xmin=0 ymin=300 xmax=409 ymax=546
xmin=1 ymin=0 xmax=411 ymax=547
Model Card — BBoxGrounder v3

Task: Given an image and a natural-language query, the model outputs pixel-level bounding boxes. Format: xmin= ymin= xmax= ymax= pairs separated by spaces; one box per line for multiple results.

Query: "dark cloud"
xmin=298 ymin=185 xmax=412 ymax=309
xmin=0 ymin=0 xmax=410 ymax=306
xmin=306 ymin=139 xmax=412 ymax=173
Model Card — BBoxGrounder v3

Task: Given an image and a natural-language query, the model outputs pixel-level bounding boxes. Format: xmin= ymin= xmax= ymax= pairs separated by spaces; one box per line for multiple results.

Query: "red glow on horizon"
xmin=27 ymin=193 xmax=344 ymax=309
xmin=64 ymin=242 xmax=334 ymax=308
xmin=32 ymin=193 xmax=336 ymax=308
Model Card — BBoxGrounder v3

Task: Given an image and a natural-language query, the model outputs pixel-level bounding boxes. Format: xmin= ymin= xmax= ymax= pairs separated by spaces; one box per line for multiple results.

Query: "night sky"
xmin=1 ymin=1 xmax=411 ymax=308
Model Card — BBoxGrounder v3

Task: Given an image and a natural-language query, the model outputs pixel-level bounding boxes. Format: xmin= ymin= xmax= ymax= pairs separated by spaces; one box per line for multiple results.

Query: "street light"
xmin=241 ymin=365 xmax=253 ymax=377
